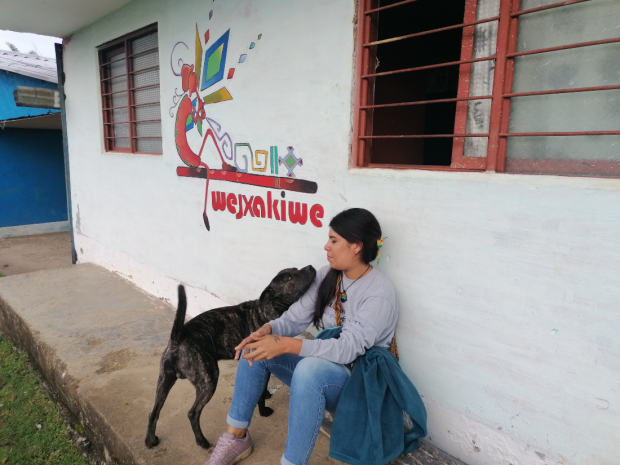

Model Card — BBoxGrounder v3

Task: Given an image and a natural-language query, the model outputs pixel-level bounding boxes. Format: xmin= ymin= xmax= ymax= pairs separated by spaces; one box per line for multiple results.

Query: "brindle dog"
xmin=145 ymin=265 xmax=316 ymax=449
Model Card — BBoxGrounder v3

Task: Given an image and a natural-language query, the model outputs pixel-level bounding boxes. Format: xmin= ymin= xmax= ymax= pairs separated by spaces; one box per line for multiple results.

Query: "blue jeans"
xmin=227 ymin=354 xmax=350 ymax=465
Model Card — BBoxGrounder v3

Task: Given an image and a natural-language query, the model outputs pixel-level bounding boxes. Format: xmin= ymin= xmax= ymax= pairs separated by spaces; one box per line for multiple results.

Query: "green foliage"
xmin=0 ymin=336 xmax=89 ymax=465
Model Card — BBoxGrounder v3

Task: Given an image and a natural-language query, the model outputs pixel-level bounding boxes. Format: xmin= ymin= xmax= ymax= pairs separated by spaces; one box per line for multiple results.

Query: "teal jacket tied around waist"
xmin=315 ymin=327 xmax=427 ymax=465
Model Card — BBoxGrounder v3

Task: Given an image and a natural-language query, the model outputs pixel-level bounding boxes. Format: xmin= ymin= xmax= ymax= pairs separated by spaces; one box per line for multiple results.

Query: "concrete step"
xmin=0 ymin=263 xmax=464 ymax=465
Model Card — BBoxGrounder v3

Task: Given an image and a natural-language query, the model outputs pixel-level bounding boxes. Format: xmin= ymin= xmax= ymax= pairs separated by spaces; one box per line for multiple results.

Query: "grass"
xmin=0 ymin=336 xmax=90 ymax=465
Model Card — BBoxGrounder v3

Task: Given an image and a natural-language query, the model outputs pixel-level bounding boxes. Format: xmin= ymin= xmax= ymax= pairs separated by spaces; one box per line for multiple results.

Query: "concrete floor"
xmin=0 ymin=231 xmax=72 ymax=276
xmin=0 ymin=263 xmax=337 ymax=465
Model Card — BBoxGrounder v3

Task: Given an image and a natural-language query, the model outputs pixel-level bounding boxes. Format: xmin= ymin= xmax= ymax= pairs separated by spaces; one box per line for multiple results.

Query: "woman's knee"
xmin=291 ymin=357 xmax=349 ymax=391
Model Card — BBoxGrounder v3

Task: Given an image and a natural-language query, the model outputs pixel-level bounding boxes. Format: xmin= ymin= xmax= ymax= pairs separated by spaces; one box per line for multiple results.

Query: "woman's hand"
xmin=241 ymin=335 xmax=302 ymax=366
xmin=234 ymin=324 xmax=272 ymax=360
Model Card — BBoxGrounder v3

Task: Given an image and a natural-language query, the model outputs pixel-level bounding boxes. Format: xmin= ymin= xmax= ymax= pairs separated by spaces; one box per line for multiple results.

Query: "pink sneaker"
xmin=204 ymin=431 xmax=253 ymax=465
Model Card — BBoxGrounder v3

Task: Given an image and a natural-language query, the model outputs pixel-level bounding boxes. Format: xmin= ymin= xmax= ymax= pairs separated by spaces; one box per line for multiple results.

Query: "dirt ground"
xmin=0 ymin=231 xmax=72 ymax=276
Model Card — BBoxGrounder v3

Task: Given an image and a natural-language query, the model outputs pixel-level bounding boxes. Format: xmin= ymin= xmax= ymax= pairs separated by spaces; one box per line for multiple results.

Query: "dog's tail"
xmin=170 ymin=285 xmax=187 ymax=347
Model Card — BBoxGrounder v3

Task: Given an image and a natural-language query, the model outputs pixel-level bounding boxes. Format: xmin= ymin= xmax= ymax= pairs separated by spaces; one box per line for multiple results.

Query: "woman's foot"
xmin=204 ymin=431 xmax=253 ymax=465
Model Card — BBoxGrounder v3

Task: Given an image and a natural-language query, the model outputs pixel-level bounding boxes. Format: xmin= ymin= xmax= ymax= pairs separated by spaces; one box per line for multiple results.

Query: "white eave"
xmin=0 ymin=0 xmax=133 ymax=38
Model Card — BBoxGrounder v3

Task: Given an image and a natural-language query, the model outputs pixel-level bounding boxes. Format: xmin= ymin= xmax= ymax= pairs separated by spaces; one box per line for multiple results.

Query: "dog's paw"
xmin=196 ymin=437 xmax=211 ymax=449
xmin=259 ymin=407 xmax=274 ymax=417
xmin=145 ymin=435 xmax=160 ymax=448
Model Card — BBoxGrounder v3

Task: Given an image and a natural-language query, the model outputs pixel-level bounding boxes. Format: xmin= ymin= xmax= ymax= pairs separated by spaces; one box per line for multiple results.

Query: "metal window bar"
xmin=364 ymin=15 xmax=500 ymax=47
xmin=500 ymin=131 xmax=620 ymax=137
xmin=506 ymin=36 xmax=620 ymax=58
xmin=362 ymin=55 xmax=497 ymax=79
xmin=360 ymin=134 xmax=490 ymax=139
xmin=504 ymin=84 xmax=620 ymax=99
xmin=99 ymin=46 xmax=160 ymax=66
xmin=361 ymin=94 xmax=493 ymax=110
xmin=365 ymin=0 xmax=421 ymax=15
xmin=103 ymin=119 xmax=162 ymax=124
xmin=101 ymin=82 xmax=160 ymax=97
xmin=510 ymin=0 xmax=591 ymax=17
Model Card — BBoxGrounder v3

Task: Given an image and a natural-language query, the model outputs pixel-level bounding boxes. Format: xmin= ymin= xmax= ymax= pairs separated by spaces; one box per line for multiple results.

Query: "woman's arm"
xmin=300 ymin=296 xmax=397 ymax=365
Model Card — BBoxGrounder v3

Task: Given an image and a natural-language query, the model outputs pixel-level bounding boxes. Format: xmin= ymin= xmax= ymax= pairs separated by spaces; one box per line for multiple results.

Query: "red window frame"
xmin=353 ymin=0 xmax=620 ymax=177
xmin=98 ymin=24 xmax=162 ymax=154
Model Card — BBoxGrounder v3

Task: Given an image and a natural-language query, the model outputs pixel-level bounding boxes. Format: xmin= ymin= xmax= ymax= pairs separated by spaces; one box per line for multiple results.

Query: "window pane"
xmin=132 ymin=50 xmax=158 ymax=72
xmin=506 ymin=0 xmax=620 ymax=175
xmin=131 ymin=32 xmax=158 ymax=55
xmin=517 ymin=0 xmax=619 ymax=51
xmin=112 ymin=107 xmax=129 ymax=123
xmin=136 ymin=138 xmax=162 ymax=153
xmin=113 ymin=123 xmax=130 ymax=139
xmin=133 ymin=69 xmax=159 ymax=88
xmin=505 ymin=136 xmax=620 ymax=177
xmin=135 ymin=121 xmax=161 ymax=138
xmin=133 ymin=86 xmax=160 ymax=105
xmin=109 ymin=75 xmax=127 ymax=93
xmin=134 ymin=103 xmax=161 ymax=121
xmin=111 ymin=91 xmax=128 ymax=109
xmin=114 ymin=138 xmax=130 ymax=149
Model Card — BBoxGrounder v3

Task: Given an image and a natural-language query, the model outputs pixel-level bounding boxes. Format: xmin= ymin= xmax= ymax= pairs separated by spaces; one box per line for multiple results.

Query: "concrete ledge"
xmin=0 ymin=221 xmax=70 ymax=239
xmin=0 ymin=263 xmax=335 ymax=465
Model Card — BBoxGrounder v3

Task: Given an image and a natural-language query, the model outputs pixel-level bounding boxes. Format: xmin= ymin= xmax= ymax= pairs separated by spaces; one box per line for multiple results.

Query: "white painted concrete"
xmin=60 ymin=0 xmax=620 ymax=464
xmin=0 ymin=220 xmax=69 ymax=239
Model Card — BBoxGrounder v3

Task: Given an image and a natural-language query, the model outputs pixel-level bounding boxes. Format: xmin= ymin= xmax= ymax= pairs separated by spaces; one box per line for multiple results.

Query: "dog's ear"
xmin=259 ymin=286 xmax=275 ymax=307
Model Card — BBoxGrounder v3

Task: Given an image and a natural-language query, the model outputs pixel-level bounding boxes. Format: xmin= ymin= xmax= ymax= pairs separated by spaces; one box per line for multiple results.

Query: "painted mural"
xmin=170 ymin=11 xmax=320 ymax=231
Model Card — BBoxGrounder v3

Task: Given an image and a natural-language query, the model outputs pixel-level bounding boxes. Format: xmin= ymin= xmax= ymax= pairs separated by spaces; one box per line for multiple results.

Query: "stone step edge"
xmin=0 ymin=294 xmax=135 ymax=465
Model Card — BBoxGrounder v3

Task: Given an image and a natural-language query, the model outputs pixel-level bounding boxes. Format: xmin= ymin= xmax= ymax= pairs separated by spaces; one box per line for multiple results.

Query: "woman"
xmin=206 ymin=208 xmax=399 ymax=465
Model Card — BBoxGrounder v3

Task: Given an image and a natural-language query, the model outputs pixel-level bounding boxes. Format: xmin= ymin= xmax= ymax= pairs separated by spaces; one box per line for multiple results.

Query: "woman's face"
xmin=324 ymin=228 xmax=362 ymax=271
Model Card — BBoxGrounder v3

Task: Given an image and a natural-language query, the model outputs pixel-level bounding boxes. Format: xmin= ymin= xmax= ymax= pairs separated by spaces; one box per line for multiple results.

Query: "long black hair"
xmin=312 ymin=208 xmax=382 ymax=329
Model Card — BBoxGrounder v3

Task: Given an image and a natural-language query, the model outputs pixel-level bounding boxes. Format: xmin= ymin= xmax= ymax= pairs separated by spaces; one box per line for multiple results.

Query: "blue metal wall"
xmin=0 ymin=70 xmax=59 ymax=121
xmin=0 ymin=128 xmax=67 ymax=227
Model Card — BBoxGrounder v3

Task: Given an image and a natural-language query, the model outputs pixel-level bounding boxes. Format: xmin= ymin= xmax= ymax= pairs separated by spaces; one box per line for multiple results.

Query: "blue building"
xmin=0 ymin=50 xmax=68 ymax=238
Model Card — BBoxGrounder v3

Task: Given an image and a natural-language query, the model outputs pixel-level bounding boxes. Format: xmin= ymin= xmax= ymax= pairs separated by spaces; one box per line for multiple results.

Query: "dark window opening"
xmin=368 ymin=0 xmax=466 ymax=166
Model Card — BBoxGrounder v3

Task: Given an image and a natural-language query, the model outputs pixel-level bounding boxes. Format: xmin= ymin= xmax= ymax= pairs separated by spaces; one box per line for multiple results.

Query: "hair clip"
xmin=376 ymin=236 xmax=386 ymax=265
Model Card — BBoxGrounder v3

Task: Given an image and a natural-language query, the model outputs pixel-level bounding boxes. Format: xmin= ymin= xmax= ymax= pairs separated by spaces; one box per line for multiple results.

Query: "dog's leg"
xmin=145 ymin=369 xmax=177 ymax=448
xmin=258 ymin=374 xmax=274 ymax=417
xmin=187 ymin=360 xmax=219 ymax=449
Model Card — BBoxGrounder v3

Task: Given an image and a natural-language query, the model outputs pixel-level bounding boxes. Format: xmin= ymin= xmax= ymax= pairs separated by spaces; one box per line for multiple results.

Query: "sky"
xmin=0 ymin=29 xmax=62 ymax=59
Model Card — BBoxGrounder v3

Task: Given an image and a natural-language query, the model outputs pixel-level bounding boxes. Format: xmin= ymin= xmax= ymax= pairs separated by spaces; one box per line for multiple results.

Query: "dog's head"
xmin=259 ymin=265 xmax=316 ymax=315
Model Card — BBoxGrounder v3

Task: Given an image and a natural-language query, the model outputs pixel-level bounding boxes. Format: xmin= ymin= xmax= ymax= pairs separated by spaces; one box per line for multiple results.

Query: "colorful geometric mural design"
xmin=171 ymin=19 xmax=316 ymax=231
xmin=203 ymin=87 xmax=232 ymax=105
xmin=279 ymin=147 xmax=303 ymax=178
xmin=195 ymin=26 xmax=203 ymax=80
xmin=253 ymin=150 xmax=268 ymax=172
xmin=201 ymin=30 xmax=229 ymax=91
xmin=270 ymin=146 xmax=279 ymax=175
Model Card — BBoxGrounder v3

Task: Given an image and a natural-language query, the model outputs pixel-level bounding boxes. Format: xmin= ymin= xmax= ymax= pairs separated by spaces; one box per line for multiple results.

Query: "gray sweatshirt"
xmin=268 ymin=265 xmax=399 ymax=365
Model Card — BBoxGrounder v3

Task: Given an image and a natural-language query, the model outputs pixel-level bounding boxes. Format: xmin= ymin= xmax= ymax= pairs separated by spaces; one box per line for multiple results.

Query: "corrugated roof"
xmin=0 ymin=50 xmax=57 ymax=83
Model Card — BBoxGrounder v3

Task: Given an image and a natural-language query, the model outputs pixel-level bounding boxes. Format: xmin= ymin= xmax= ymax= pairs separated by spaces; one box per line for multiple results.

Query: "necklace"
xmin=340 ymin=264 xmax=371 ymax=303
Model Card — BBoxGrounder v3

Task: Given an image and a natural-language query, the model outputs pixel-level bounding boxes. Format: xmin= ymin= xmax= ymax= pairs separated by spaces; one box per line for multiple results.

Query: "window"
xmin=353 ymin=0 xmax=620 ymax=178
xmin=98 ymin=24 xmax=162 ymax=154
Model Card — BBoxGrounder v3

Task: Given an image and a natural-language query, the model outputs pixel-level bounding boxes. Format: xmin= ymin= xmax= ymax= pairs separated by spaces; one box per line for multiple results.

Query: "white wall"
xmin=63 ymin=1 xmax=620 ymax=464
